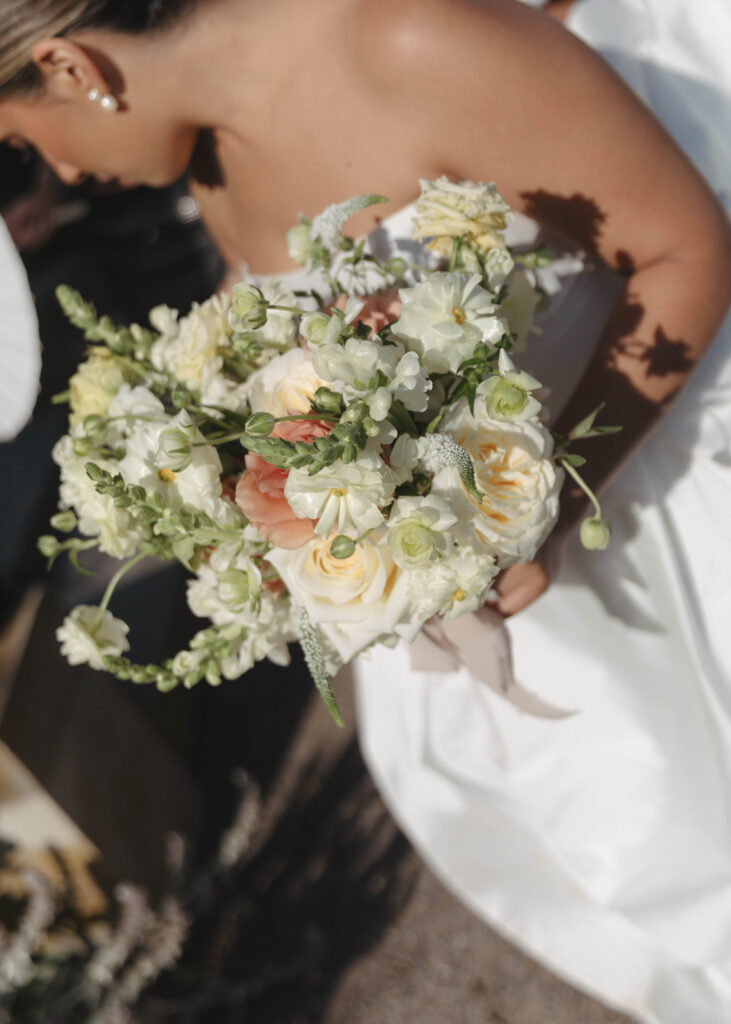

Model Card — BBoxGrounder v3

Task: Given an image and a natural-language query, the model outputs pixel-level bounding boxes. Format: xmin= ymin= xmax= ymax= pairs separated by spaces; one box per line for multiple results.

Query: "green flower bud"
xmin=37 ymin=535 xmax=61 ymax=558
xmin=158 ymin=425 xmax=194 ymax=472
xmin=384 ymin=257 xmax=408 ymax=278
xmin=73 ymin=436 xmax=96 ymax=457
xmin=362 ymin=417 xmax=381 ymax=438
xmin=313 ymin=387 xmax=344 ymax=415
xmin=50 ymin=510 xmax=77 ymax=533
xmin=580 ymin=515 xmax=612 ymax=551
xmin=246 ymin=412 xmax=276 ymax=436
xmin=171 ymin=385 xmax=191 ymax=409
xmin=329 ymin=535 xmax=356 ymax=560
xmin=286 ymin=222 xmax=314 ymax=265
xmin=218 ymin=569 xmax=251 ymax=607
xmin=83 ymin=414 xmax=107 ymax=438
xmin=230 ymin=283 xmax=268 ymax=331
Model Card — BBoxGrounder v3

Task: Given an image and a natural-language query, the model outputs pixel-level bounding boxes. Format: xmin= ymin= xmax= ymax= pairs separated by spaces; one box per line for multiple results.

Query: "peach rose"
xmin=235 ymin=418 xmax=331 ymax=549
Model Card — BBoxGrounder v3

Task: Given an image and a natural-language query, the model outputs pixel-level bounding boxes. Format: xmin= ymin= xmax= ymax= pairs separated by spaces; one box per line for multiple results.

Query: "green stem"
xmin=94 ymin=551 xmax=147 ymax=629
xmin=559 ymin=457 xmax=602 ymax=517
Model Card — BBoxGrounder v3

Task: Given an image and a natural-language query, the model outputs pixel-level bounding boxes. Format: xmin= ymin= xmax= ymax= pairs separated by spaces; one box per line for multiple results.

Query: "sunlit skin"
xmin=2 ymin=0 xmax=730 ymax=615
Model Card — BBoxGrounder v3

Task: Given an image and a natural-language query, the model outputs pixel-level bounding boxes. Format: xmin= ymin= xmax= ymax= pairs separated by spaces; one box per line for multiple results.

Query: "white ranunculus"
xmin=408 ymin=545 xmax=499 ymax=620
xmin=392 ymin=272 xmax=506 ymax=374
xmin=118 ymin=410 xmax=227 ymax=520
xmin=151 ymin=293 xmax=231 ymax=389
xmin=386 ymin=494 xmax=458 ymax=568
xmin=285 ymin=451 xmax=396 ymax=539
xmin=57 ymin=605 xmax=130 ymax=670
xmin=478 ymin=349 xmax=542 ymax=422
xmin=245 ymin=347 xmax=327 ymax=417
xmin=412 ymin=177 xmax=511 ymax=257
xmin=266 ymin=531 xmax=421 ymax=663
xmin=53 ymin=434 xmax=144 ymax=558
xmin=432 ymin=398 xmax=563 ymax=566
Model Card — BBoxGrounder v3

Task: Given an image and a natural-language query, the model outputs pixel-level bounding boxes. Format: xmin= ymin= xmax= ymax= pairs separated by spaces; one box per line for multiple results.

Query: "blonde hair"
xmin=0 ymin=0 xmax=195 ymax=95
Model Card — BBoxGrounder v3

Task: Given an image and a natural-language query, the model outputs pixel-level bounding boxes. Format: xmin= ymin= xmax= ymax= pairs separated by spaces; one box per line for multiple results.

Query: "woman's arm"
xmin=356 ymin=0 xmax=731 ymax=611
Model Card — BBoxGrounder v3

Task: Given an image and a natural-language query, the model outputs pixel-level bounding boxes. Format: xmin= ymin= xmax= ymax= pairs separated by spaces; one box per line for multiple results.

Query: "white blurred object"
xmin=0 ymin=216 xmax=40 ymax=442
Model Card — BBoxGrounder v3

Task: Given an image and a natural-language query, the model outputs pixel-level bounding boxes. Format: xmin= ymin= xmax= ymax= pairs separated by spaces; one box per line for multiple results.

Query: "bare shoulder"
xmin=345 ymin=0 xmax=590 ymax=95
xmin=343 ymin=0 xmax=727 ymax=269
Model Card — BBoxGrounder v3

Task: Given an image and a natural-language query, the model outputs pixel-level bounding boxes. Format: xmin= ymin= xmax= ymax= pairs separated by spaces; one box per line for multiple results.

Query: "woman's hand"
xmin=487 ymin=560 xmax=550 ymax=617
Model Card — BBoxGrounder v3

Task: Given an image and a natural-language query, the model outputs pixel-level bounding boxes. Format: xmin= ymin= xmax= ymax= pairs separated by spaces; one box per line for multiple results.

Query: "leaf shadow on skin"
xmin=515 ymin=189 xmax=702 ymax=633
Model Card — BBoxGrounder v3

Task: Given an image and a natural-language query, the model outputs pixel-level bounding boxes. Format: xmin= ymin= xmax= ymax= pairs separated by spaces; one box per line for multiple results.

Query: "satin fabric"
xmin=353 ymin=2 xmax=731 ymax=1022
xmin=0 ymin=218 xmax=40 ymax=442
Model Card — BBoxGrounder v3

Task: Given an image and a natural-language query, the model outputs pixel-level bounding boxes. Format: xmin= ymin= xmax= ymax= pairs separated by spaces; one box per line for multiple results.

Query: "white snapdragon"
xmin=386 ymin=495 xmax=457 ymax=568
xmin=118 ymin=410 xmax=228 ymax=520
xmin=229 ymin=279 xmax=298 ymax=350
xmin=498 ymin=268 xmax=541 ymax=352
xmin=245 ymin=347 xmax=327 ymax=418
xmin=187 ymin=542 xmax=263 ymax=625
xmin=313 ymin=337 xmax=430 ymax=421
xmin=432 ymin=398 xmax=562 ymax=565
xmin=301 ymin=297 xmax=365 ymax=349
xmin=479 ymin=349 xmax=542 ymax=422
xmin=57 ymin=605 xmax=130 ymax=670
xmin=53 ymin=434 xmax=144 ymax=558
xmin=285 ymin=451 xmax=396 ymax=539
xmin=484 ymin=247 xmax=515 ymax=293
xmin=392 ymin=272 xmax=506 ymax=374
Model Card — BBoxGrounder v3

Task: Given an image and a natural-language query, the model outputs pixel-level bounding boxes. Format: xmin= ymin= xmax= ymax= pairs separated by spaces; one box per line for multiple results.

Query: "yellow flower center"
xmin=452 ymin=307 xmax=466 ymax=325
xmin=158 ymin=468 xmax=176 ymax=483
xmin=331 ymin=487 xmax=347 ymax=497
xmin=452 ymin=588 xmax=466 ymax=602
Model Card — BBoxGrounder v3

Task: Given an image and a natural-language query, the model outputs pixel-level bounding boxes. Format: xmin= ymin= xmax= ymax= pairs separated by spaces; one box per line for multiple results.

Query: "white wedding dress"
xmin=350 ymin=3 xmax=731 ymax=1023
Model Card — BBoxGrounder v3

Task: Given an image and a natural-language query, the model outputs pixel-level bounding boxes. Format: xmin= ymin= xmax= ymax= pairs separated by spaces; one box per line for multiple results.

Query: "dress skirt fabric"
xmin=353 ymin=2 xmax=731 ymax=1021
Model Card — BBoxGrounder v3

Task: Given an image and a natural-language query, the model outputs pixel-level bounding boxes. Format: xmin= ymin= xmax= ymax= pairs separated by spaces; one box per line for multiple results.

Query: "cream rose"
xmin=245 ymin=348 xmax=327 ymax=418
xmin=266 ymin=531 xmax=421 ymax=663
xmin=432 ymin=399 xmax=563 ymax=566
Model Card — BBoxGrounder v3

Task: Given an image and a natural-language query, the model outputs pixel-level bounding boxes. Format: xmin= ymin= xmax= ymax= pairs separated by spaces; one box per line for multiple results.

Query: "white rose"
xmin=412 ymin=177 xmax=511 ymax=257
xmin=392 ymin=272 xmax=506 ymax=374
xmin=266 ymin=531 xmax=421 ymax=663
xmin=285 ymin=451 xmax=396 ymax=539
xmin=57 ymin=605 xmax=130 ymax=670
xmin=432 ymin=398 xmax=563 ymax=565
xmin=246 ymin=347 xmax=327 ymax=417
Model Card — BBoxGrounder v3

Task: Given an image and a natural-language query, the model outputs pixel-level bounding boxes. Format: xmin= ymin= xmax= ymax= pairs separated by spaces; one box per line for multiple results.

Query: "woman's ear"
xmin=29 ymin=37 xmax=107 ymax=102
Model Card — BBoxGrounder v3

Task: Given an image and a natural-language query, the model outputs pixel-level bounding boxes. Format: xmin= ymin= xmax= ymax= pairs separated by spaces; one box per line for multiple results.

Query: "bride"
xmin=1 ymin=0 xmax=730 ymax=1020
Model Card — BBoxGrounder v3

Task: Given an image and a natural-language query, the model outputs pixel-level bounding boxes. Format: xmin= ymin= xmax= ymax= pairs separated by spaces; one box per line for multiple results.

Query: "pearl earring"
xmin=87 ymin=88 xmax=119 ymax=113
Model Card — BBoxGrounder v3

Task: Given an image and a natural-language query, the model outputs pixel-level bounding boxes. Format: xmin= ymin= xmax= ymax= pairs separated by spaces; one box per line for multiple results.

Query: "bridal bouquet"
xmin=41 ymin=178 xmax=613 ymax=723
